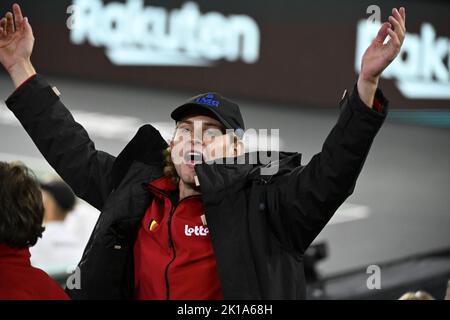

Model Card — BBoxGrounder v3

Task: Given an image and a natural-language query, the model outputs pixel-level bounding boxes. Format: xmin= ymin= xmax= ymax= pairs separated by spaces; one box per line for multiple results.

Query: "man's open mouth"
xmin=184 ymin=150 xmax=204 ymax=166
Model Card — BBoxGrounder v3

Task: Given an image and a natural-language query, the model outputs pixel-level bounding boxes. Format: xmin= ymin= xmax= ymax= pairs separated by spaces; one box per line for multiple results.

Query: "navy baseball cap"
xmin=171 ymin=93 xmax=245 ymax=137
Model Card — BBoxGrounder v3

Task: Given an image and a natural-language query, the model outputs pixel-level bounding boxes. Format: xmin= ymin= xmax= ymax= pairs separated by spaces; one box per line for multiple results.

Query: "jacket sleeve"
xmin=271 ymin=85 xmax=388 ymax=254
xmin=5 ymin=74 xmax=116 ymax=211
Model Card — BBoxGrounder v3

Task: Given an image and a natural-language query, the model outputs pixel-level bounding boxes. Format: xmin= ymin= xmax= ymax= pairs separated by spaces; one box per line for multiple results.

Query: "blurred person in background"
xmin=398 ymin=279 xmax=450 ymax=300
xmin=30 ymin=180 xmax=84 ymax=272
xmin=399 ymin=291 xmax=435 ymax=300
xmin=0 ymin=4 xmax=406 ymax=299
xmin=446 ymin=280 xmax=450 ymax=300
xmin=0 ymin=161 xmax=69 ymax=300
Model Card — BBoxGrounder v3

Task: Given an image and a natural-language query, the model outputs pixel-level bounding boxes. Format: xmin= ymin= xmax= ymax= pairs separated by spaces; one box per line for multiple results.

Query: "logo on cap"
xmin=195 ymin=94 xmax=220 ymax=107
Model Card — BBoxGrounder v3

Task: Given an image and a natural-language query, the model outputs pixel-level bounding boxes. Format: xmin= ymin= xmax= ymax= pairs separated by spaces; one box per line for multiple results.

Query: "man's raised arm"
xmin=269 ymin=7 xmax=406 ymax=254
xmin=0 ymin=4 xmax=115 ymax=210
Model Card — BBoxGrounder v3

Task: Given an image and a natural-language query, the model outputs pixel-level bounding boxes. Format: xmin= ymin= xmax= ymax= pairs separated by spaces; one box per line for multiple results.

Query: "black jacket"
xmin=6 ymin=75 xmax=388 ymax=299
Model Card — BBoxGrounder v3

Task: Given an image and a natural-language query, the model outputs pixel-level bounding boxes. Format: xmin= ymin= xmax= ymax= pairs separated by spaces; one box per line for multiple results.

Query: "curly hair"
xmin=163 ymin=147 xmax=180 ymax=186
xmin=0 ymin=161 xmax=45 ymax=249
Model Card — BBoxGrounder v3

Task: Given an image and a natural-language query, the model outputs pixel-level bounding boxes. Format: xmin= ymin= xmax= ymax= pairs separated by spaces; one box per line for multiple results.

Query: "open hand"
xmin=0 ymin=3 xmax=34 ymax=72
xmin=0 ymin=3 xmax=36 ymax=88
xmin=357 ymin=7 xmax=406 ymax=107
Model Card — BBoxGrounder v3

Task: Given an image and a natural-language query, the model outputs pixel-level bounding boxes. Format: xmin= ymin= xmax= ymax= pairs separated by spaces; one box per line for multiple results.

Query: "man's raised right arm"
xmin=1 ymin=4 xmax=115 ymax=210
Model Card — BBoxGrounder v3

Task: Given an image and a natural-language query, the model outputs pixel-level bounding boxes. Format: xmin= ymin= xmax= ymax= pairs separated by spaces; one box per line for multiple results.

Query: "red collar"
xmin=149 ymin=176 xmax=178 ymax=192
xmin=0 ymin=243 xmax=32 ymax=267
xmin=146 ymin=176 xmax=178 ymax=200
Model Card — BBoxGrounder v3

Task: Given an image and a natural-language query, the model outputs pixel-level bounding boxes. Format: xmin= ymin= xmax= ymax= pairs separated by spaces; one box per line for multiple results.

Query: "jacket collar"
xmin=112 ymin=124 xmax=168 ymax=189
xmin=0 ymin=243 xmax=31 ymax=267
xmin=194 ymin=151 xmax=302 ymax=194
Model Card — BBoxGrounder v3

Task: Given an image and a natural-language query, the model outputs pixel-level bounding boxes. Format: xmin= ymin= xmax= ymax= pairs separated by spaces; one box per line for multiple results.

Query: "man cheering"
xmin=0 ymin=4 xmax=405 ymax=299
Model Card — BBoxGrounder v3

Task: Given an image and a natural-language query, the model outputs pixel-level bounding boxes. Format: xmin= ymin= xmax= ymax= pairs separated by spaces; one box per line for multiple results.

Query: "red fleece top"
xmin=133 ymin=176 xmax=223 ymax=300
xmin=0 ymin=244 xmax=69 ymax=300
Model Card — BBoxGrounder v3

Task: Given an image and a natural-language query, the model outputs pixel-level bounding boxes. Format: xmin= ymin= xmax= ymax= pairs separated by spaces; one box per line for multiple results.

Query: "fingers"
xmin=387 ymin=28 xmax=401 ymax=48
xmin=387 ymin=8 xmax=406 ymax=47
xmin=13 ymin=3 xmax=24 ymax=31
xmin=391 ymin=8 xmax=405 ymax=33
xmin=399 ymin=7 xmax=406 ymax=25
xmin=374 ymin=22 xmax=391 ymax=44
xmin=0 ymin=18 xmax=6 ymax=36
xmin=23 ymin=17 xmax=33 ymax=38
xmin=388 ymin=16 xmax=404 ymax=39
xmin=0 ymin=4 xmax=30 ymax=38
xmin=6 ymin=12 xmax=14 ymax=33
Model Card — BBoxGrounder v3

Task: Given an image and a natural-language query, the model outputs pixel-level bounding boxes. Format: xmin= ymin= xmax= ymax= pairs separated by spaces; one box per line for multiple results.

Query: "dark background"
xmin=1 ymin=0 xmax=449 ymax=109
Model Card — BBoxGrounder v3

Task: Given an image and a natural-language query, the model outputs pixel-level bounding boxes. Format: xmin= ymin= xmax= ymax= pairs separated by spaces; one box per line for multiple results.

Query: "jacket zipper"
xmin=164 ymin=204 xmax=176 ymax=300
xmin=145 ymin=183 xmax=200 ymax=300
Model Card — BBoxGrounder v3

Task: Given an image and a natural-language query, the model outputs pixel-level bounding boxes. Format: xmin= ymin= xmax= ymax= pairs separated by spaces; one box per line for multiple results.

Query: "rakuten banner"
xmin=68 ymin=0 xmax=260 ymax=66
xmin=6 ymin=0 xmax=450 ymax=108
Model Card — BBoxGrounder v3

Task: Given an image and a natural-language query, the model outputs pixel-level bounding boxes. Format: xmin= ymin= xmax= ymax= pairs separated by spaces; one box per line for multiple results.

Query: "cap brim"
xmin=171 ymin=103 xmax=233 ymax=129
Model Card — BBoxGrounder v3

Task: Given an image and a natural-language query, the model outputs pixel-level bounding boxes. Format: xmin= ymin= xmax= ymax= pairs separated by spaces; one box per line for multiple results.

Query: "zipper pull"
xmin=194 ymin=175 xmax=200 ymax=187
xmin=201 ymin=214 xmax=207 ymax=226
